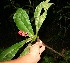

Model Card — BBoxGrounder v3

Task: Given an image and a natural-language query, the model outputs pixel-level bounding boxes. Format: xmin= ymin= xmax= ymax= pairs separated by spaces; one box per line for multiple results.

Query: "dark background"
xmin=0 ymin=0 xmax=70 ymax=53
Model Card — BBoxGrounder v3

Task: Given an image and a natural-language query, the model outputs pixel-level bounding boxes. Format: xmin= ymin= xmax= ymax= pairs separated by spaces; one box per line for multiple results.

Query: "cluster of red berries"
xmin=18 ymin=30 xmax=28 ymax=37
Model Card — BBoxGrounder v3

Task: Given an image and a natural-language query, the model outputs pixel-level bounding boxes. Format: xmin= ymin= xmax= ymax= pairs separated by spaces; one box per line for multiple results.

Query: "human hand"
xmin=0 ymin=41 xmax=45 ymax=63
xmin=29 ymin=41 xmax=45 ymax=63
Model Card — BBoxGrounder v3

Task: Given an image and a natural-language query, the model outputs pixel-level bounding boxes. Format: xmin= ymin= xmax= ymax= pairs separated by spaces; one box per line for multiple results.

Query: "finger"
xmin=40 ymin=46 xmax=45 ymax=54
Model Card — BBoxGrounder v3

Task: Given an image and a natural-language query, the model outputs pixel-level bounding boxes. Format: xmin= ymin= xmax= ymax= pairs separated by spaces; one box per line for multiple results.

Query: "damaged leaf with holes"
xmin=34 ymin=0 xmax=53 ymax=34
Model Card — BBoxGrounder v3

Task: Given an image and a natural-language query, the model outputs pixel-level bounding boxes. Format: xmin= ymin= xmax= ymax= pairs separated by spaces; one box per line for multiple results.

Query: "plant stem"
xmin=42 ymin=42 xmax=62 ymax=56
xmin=37 ymin=37 xmax=63 ymax=57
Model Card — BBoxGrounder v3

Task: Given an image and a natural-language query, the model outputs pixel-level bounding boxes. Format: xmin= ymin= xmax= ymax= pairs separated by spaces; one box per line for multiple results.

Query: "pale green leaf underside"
xmin=19 ymin=35 xmax=37 ymax=57
xmin=34 ymin=0 xmax=53 ymax=34
xmin=13 ymin=8 xmax=34 ymax=37
xmin=0 ymin=38 xmax=32 ymax=61
xmin=19 ymin=44 xmax=31 ymax=57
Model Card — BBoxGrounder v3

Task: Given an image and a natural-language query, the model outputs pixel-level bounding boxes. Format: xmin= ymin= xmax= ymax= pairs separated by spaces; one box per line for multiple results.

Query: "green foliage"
xmin=19 ymin=43 xmax=31 ymax=57
xmin=0 ymin=38 xmax=32 ymax=61
xmin=43 ymin=56 xmax=54 ymax=63
xmin=65 ymin=50 xmax=70 ymax=62
xmin=34 ymin=0 xmax=53 ymax=34
xmin=0 ymin=0 xmax=70 ymax=63
xmin=0 ymin=0 xmax=53 ymax=62
xmin=59 ymin=61 xmax=66 ymax=63
xmin=13 ymin=8 xmax=34 ymax=37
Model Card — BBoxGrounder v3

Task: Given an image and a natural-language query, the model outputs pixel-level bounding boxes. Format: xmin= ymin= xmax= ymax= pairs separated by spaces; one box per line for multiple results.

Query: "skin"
xmin=0 ymin=42 xmax=45 ymax=63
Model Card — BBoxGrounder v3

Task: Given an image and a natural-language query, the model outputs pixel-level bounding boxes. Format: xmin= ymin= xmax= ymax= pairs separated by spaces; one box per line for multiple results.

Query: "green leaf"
xmin=13 ymin=8 xmax=34 ymax=37
xmin=65 ymin=50 xmax=70 ymax=61
xmin=43 ymin=56 xmax=54 ymax=63
xmin=34 ymin=0 xmax=53 ymax=34
xmin=19 ymin=43 xmax=31 ymax=57
xmin=0 ymin=38 xmax=32 ymax=61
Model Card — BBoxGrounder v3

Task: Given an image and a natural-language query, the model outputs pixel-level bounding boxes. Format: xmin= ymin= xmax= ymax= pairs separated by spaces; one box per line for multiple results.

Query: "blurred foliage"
xmin=0 ymin=0 xmax=70 ymax=63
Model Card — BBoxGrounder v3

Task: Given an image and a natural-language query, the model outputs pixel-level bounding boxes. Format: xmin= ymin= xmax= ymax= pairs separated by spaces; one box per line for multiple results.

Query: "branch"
xmin=37 ymin=37 xmax=63 ymax=57
xmin=42 ymin=42 xmax=62 ymax=56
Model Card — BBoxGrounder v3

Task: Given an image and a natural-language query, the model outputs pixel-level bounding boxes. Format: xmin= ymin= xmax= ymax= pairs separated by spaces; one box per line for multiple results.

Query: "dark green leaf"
xmin=0 ymin=38 xmax=32 ymax=61
xmin=13 ymin=8 xmax=34 ymax=37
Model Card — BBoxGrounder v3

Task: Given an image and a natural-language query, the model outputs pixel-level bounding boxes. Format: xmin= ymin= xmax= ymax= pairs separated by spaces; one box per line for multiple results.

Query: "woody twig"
xmin=37 ymin=37 xmax=63 ymax=57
